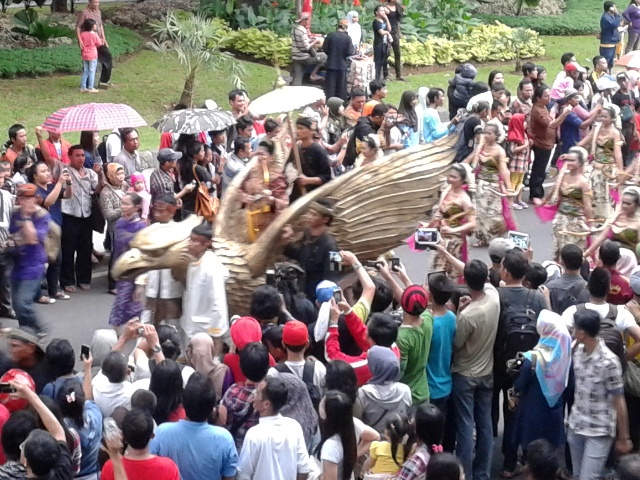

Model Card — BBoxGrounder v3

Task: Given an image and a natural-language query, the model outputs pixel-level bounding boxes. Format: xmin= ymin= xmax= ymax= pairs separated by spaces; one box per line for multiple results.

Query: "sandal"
xmin=64 ymin=286 xmax=76 ymax=293
xmin=501 ymin=464 xmax=524 ymax=479
xmin=108 ymin=289 xmax=117 ymax=295
xmin=37 ymin=296 xmax=55 ymax=305
xmin=55 ymin=292 xmax=70 ymax=300
xmin=78 ymin=284 xmax=91 ymax=291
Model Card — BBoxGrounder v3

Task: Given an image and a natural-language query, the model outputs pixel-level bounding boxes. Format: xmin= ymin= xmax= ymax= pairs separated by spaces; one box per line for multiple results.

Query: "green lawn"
xmin=0 ymin=34 xmax=600 ymax=150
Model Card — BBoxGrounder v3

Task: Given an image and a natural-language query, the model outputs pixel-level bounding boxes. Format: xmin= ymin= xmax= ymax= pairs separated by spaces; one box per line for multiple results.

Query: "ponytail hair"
xmin=387 ymin=414 xmax=416 ymax=467
xmin=56 ymin=380 xmax=86 ymax=429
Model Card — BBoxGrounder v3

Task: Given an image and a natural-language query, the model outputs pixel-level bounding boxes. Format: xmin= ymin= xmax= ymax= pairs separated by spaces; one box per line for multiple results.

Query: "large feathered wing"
xmin=245 ymin=134 xmax=457 ymax=276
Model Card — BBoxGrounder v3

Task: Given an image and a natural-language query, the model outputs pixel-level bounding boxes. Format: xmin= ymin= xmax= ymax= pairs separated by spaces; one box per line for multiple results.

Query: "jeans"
xmin=11 ymin=277 xmax=44 ymax=332
xmin=45 ymin=250 xmax=62 ymax=297
xmin=374 ymin=42 xmax=389 ymax=81
xmin=432 ymin=395 xmax=456 ymax=452
xmin=80 ymin=59 xmax=97 ymax=90
xmin=97 ymin=45 xmax=112 ymax=84
xmin=391 ymin=32 xmax=402 ymax=78
xmin=61 ymin=214 xmax=93 ymax=288
xmin=453 ymin=373 xmax=494 ymax=480
xmin=626 ymin=30 xmax=640 ymax=53
xmin=0 ymin=258 xmax=13 ymax=317
xmin=492 ymin=373 xmax=518 ymax=471
xmin=529 ymin=146 xmax=552 ymax=200
xmin=567 ymin=429 xmax=614 ymax=480
xmin=600 ymin=46 xmax=616 ymax=71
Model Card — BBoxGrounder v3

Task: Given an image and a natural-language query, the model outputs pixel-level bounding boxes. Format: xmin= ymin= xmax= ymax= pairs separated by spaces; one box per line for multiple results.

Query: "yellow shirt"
xmin=352 ymin=298 xmax=371 ymax=324
xmin=369 ymin=441 xmax=405 ymax=475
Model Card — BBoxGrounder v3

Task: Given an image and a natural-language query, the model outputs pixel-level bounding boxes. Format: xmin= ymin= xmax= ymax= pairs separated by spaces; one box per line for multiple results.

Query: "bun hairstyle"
xmin=623 ymin=186 xmax=640 ymax=208
xmin=450 ymin=163 xmax=468 ymax=183
xmin=568 ymin=146 xmax=588 ymax=166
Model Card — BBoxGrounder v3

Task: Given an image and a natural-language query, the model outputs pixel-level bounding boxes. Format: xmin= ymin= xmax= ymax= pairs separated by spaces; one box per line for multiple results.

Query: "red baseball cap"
xmin=282 ymin=320 xmax=309 ymax=347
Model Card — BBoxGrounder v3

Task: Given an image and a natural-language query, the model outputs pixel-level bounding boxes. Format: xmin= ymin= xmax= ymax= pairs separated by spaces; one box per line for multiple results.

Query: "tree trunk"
xmin=179 ymin=67 xmax=197 ymax=107
xmin=296 ymin=0 xmax=302 ymax=16
xmin=51 ymin=0 xmax=69 ymax=13
xmin=515 ymin=55 xmax=522 ymax=73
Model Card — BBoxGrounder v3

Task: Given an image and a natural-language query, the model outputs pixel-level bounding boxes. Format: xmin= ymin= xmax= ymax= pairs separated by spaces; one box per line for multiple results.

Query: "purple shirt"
xmin=9 ymin=209 xmax=50 ymax=280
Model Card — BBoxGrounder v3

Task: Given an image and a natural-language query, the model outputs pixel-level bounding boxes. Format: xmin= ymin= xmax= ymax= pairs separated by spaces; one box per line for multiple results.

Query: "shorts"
xmin=510 ymin=172 xmax=525 ymax=190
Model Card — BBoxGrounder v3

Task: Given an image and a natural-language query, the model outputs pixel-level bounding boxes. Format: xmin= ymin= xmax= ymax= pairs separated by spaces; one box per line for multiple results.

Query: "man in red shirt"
xmin=600 ymin=240 xmax=634 ymax=305
xmin=35 ymin=126 xmax=71 ymax=166
xmin=101 ymin=408 xmax=180 ymax=480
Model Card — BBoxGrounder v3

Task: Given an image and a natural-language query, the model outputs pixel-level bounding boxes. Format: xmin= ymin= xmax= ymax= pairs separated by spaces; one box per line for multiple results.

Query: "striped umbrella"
xmin=42 ymin=103 xmax=147 ymax=133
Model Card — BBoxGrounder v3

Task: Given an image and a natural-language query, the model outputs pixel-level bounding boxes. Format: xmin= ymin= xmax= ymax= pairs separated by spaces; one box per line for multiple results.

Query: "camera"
xmin=390 ymin=258 xmax=400 ymax=271
xmin=137 ymin=327 xmax=145 ymax=336
xmin=366 ymin=260 xmax=381 ymax=269
xmin=333 ymin=290 xmax=342 ymax=303
xmin=508 ymin=230 xmax=530 ymax=250
xmin=414 ymin=228 xmax=441 ymax=251
xmin=329 ymin=251 xmax=343 ymax=272
xmin=0 ymin=383 xmax=16 ymax=394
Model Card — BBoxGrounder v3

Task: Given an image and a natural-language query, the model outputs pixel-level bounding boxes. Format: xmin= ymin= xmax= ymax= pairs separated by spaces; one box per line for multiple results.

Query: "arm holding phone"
xmin=377 ymin=260 xmax=410 ymax=305
xmin=11 ymin=381 xmax=66 ymax=442
xmin=81 ymin=350 xmax=94 ymax=400
xmin=339 ymin=250 xmax=376 ymax=308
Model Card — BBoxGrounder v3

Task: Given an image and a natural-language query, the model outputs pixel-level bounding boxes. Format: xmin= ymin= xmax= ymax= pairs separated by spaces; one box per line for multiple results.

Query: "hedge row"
xmin=0 ymin=25 xmax=142 ymax=78
xmin=477 ymin=0 xmax=601 ymax=36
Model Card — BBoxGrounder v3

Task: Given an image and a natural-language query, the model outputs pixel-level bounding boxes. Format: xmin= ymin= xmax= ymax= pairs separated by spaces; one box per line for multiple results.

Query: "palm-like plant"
xmin=513 ymin=0 xmax=540 ymax=16
xmin=150 ymin=11 xmax=245 ymax=107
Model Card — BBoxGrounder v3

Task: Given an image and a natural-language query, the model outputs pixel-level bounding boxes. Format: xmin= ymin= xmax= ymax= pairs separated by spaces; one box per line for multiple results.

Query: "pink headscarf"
xmin=130 ymin=172 xmax=148 ymax=192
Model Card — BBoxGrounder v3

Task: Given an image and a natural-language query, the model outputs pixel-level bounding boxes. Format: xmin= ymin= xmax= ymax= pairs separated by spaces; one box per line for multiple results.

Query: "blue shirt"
xmin=422 ymin=108 xmax=454 ymax=144
xmin=66 ymin=400 xmax=103 ymax=476
xmin=426 ymin=310 xmax=457 ymax=400
xmin=9 ymin=209 xmax=50 ymax=281
xmin=150 ymin=420 xmax=238 ymax=480
xmin=560 ymin=111 xmax=583 ymax=153
xmin=36 ymin=184 xmax=63 ymax=226
xmin=600 ymin=12 xmax=622 ymax=44
xmin=399 ymin=124 xmax=420 ymax=149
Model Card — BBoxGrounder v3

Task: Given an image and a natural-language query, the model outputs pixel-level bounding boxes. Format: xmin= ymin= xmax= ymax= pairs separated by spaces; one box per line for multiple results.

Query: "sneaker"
xmin=88 ymin=89 xmax=99 ymax=93
xmin=55 ymin=291 xmax=70 ymax=300
xmin=98 ymin=82 xmax=115 ymax=89
xmin=518 ymin=200 xmax=529 ymax=209
xmin=513 ymin=203 xmax=522 ymax=210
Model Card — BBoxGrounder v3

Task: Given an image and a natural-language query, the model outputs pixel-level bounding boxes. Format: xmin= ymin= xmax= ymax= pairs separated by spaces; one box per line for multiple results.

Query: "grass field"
xmin=0 ymin=34 xmax=601 ymax=150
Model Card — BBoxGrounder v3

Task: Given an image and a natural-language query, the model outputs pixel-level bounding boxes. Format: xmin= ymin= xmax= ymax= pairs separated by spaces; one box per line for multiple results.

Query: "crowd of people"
xmin=2 ymin=2 xmax=640 ymax=480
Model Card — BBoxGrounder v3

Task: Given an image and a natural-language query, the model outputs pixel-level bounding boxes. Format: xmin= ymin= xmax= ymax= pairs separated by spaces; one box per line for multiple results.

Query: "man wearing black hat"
xmin=181 ymin=223 xmax=229 ymax=350
xmin=282 ymin=199 xmax=338 ymax=302
xmin=149 ymin=148 xmax=194 ymax=218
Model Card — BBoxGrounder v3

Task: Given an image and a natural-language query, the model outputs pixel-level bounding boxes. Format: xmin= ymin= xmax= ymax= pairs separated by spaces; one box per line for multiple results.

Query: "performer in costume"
xmin=547 ymin=147 xmax=593 ymax=260
xmin=429 ymin=163 xmax=476 ymax=283
xmin=239 ymin=140 xmax=289 ymax=243
xmin=578 ymin=105 xmax=624 ymax=222
xmin=471 ymin=123 xmax=515 ymax=247
xmin=586 ymin=186 xmax=640 ymax=258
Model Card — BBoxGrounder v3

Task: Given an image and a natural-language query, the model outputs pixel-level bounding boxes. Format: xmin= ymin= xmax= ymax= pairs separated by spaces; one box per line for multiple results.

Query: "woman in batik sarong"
xmin=547 ymin=147 xmax=593 ymax=260
xmin=471 ymin=123 xmax=515 ymax=247
xmin=578 ymin=106 xmax=624 ymax=222
xmin=586 ymin=186 xmax=640 ymax=258
xmin=429 ymin=163 xmax=475 ymax=283
xmin=108 ymin=193 xmax=147 ymax=330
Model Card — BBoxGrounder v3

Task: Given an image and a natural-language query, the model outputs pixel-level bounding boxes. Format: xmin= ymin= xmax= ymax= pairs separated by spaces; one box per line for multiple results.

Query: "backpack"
xmin=275 ymin=360 xmax=322 ymax=411
xmin=97 ymin=131 xmax=121 ymax=162
xmin=575 ymin=304 xmax=626 ymax=369
xmin=549 ymin=279 xmax=587 ymax=314
xmin=498 ymin=289 xmax=540 ymax=370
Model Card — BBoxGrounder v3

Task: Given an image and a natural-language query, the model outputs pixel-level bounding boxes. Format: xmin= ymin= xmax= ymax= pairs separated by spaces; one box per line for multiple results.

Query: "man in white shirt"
xmin=181 ymin=223 xmax=229 ymax=351
xmin=237 ymin=376 xmax=311 ymax=480
xmin=105 ymin=128 xmax=122 ymax=163
xmin=92 ymin=351 xmax=148 ymax=417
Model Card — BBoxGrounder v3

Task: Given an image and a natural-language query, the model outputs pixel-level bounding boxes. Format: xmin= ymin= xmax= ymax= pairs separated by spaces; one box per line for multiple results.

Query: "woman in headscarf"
xmin=108 ymin=193 xmax=147 ymax=330
xmin=512 ymin=310 xmax=571 ymax=464
xmin=326 ymin=97 xmax=347 ymax=145
xmin=186 ymin=332 xmax=233 ymax=400
xmin=353 ymin=346 xmax=412 ymax=434
xmin=397 ymin=90 xmax=420 ymax=148
xmin=429 ymin=163 xmax=475 ymax=284
xmin=99 ymin=163 xmax=128 ymax=295
xmin=346 ymin=11 xmax=362 ymax=51
xmin=276 ymin=369 xmax=319 ymax=452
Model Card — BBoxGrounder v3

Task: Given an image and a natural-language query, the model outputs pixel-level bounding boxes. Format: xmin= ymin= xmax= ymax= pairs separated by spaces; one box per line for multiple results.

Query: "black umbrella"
xmin=152 ymin=108 xmax=237 ymax=134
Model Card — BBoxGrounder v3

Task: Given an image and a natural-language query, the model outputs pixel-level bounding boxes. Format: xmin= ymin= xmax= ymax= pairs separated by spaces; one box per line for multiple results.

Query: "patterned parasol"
xmin=152 ymin=109 xmax=237 ymax=134
xmin=42 ymin=103 xmax=147 ymax=133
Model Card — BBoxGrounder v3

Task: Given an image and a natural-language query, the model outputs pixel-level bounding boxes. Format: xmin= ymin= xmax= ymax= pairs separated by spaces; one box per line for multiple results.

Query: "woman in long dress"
xmin=547 ymin=147 xmax=593 ymax=260
xmin=471 ymin=123 xmax=515 ymax=247
xmin=586 ymin=186 xmax=640 ymax=258
xmin=430 ymin=164 xmax=476 ymax=283
xmin=346 ymin=11 xmax=362 ymax=51
xmin=578 ymin=106 xmax=624 ymax=222
xmin=108 ymin=193 xmax=146 ymax=330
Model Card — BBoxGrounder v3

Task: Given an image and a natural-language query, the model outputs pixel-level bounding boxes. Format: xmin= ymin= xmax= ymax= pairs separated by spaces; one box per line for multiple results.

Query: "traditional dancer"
xmin=546 ymin=147 xmax=593 ymax=260
xmin=578 ymin=106 xmax=624 ymax=222
xmin=471 ymin=124 xmax=515 ymax=247
xmin=586 ymin=186 xmax=640 ymax=257
xmin=429 ymin=163 xmax=476 ymax=283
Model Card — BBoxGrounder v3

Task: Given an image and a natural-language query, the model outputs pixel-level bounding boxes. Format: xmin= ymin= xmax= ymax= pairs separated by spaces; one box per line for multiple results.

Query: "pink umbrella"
xmin=42 ymin=103 xmax=147 ymax=133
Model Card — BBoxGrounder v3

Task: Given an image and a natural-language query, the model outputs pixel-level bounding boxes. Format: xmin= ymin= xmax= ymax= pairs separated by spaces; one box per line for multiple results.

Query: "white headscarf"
xmin=617 ymin=248 xmax=638 ymax=276
xmin=416 ymin=86 xmax=429 ymax=143
xmin=346 ymin=11 xmax=362 ymax=48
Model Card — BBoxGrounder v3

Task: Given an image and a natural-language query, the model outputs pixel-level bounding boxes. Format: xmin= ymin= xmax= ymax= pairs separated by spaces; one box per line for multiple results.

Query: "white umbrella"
xmin=249 ymin=83 xmax=325 ymax=117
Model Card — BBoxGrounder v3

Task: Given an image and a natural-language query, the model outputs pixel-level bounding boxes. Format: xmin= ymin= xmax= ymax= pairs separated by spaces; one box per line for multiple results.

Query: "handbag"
xmin=192 ymin=165 xmax=219 ymax=222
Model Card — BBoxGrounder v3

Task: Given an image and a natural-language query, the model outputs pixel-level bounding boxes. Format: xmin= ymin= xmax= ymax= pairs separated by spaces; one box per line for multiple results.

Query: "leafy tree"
xmin=150 ymin=11 xmax=245 ymax=107
xmin=514 ymin=0 xmax=540 ymax=16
